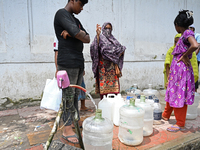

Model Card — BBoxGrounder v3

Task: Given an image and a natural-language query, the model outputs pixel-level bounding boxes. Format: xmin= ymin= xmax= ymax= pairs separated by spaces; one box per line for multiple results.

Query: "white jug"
xmin=98 ymin=94 xmax=116 ymax=121
xmin=118 ymin=98 xmax=144 ymax=146
xmin=113 ymin=94 xmax=126 ymax=126
xmin=136 ymin=95 xmax=153 ymax=136
xmin=83 ymin=109 xmax=113 ymax=150
xmin=186 ymin=92 xmax=200 ymax=120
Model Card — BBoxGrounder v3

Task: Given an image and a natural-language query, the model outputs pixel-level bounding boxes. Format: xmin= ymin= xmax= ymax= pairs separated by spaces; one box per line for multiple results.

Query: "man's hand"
xmin=61 ymin=30 xmax=71 ymax=39
xmin=178 ymin=55 xmax=191 ymax=66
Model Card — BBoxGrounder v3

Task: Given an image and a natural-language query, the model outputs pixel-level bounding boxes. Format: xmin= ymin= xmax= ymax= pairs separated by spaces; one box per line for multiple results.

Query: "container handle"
xmin=107 ymin=94 xmax=116 ymax=99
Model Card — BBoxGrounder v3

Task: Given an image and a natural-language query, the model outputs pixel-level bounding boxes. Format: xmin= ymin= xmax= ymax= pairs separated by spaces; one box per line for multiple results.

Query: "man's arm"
xmin=54 ymin=37 xmax=58 ymax=77
xmin=57 ymin=12 xmax=90 ymax=43
xmin=75 ymin=30 xmax=90 ymax=43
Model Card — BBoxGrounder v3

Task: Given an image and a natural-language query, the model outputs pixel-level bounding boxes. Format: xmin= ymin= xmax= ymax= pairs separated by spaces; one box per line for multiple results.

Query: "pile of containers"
xmin=83 ymin=84 xmax=168 ymax=148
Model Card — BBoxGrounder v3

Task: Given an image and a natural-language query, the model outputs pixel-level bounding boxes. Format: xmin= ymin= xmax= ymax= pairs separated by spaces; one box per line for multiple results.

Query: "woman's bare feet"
xmin=80 ymin=106 xmax=94 ymax=112
xmin=162 ymin=115 xmax=169 ymax=121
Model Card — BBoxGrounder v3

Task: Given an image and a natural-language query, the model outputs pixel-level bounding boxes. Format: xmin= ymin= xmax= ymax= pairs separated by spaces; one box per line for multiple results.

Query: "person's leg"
xmin=174 ymin=105 xmax=187 ymax=127
xmin=195 ymin=81 xmax=198 ymax=92
xmin=167 ymin=105 xmax=187 ymax=132
xmin=162 ymin=102 xmax=173 ymax=120
xmin=58 ymin=66 xmax=83 ymax=143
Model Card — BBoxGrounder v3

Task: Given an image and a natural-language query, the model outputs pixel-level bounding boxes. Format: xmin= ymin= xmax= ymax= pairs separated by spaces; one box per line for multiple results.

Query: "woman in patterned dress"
xmin=90 ymin=22 xmax=126 ymax=99
xmin=162 ymin=10 xmax=199 ymax=132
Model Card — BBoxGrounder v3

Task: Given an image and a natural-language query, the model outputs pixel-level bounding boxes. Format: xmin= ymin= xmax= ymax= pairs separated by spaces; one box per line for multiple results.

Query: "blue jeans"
xmin=57 ymin=65 xmax=84 ymax=126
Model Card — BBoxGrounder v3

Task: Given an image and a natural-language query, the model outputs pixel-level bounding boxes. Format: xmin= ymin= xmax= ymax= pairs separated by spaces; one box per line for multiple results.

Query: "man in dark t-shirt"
xmin=54 ymin=0 xmax=89 ymax=144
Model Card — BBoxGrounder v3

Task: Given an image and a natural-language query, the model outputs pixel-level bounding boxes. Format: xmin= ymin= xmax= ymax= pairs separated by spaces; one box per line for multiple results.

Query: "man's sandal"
xmin=62 ymin=134 xmax=79 ymax=144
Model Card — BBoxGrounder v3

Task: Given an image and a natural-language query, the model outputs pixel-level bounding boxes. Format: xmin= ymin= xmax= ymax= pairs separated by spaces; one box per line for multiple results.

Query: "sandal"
xmin=62 ymin=134 xmax=79 ymax=144
xmin=167 ymin=125 xmax=182 ymax=132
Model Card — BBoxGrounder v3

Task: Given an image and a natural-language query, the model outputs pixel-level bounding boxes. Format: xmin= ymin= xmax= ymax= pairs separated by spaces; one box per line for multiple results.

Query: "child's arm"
xmin=165 ymin=64 xmax=170 ymax=88
xmin=178 ymin=36 xmax=198 ymax=66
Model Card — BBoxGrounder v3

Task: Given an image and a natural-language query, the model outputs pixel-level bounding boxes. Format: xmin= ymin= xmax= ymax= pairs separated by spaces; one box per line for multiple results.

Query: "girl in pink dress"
xmin=162 ymin=10 xmax=199 ymax=132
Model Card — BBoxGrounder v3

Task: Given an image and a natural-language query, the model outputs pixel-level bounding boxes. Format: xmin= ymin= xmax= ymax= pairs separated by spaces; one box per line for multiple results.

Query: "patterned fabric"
xmin=95 ymin=57 xmax=120 ymax=95
xmin=90 ymin=22 xmax=126 ymax=78
xmin=165 ymin=29 xmax=195 ymax=108
xmin=163 ymin=37 xmax=199 ymax=87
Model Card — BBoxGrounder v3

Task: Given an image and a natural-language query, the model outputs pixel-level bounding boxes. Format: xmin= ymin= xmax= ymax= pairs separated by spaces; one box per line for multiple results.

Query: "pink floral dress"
xmin=165 ymin=29 xmax=195 ymax=108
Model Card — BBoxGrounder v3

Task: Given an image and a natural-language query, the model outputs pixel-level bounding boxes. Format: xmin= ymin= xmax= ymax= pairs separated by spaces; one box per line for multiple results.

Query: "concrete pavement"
xmin=0 ymin=97 xmax=200 ymax=150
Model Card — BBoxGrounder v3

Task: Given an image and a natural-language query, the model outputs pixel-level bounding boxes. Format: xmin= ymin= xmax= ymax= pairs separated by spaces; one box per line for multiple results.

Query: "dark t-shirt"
xmin=54 ymin=8 xmax=88 ymax=68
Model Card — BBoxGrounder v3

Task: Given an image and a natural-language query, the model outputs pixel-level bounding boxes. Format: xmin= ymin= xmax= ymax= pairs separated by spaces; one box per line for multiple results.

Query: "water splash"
xmin=86 ymin=91 xmax=97 ymax=110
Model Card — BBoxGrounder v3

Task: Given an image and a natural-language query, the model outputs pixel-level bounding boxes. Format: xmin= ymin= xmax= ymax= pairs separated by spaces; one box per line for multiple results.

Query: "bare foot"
xmin=80 ymin=106 xmax=94 ymax=112
xmin=62 ymin=126 xmax=79 ymax=143
xmin=162 ymin=115 xmax=169 ymax=121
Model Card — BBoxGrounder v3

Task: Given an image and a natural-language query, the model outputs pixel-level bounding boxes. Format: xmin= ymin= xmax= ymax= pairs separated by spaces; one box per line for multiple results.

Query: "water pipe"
xmin=69 ymin=84 xmax=86 ymax=92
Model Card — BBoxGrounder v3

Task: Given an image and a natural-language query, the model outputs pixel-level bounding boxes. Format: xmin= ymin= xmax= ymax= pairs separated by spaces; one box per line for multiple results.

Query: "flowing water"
xmin=86 ymin=91 xmax=97 ymax=110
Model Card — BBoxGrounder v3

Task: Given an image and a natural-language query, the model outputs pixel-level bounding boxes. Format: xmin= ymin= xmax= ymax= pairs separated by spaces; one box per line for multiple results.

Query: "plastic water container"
xmin=145 ymin=95 xmax=154 ymax=108
xmin=143 ymin=84 xmax=159 ymax=97
xmin=157 ymin=90 xmax=166 ymax=112
xmin=153 ymin=99 xmax=162 ymax=125
xmin=118 ymin=98 xmax=144 ymax=146
xmin=126 ymin=96 xmax=133 ymax=105
xmin=127 ymin=84 xmax=141 ymax=96
xmin=158 ymin=90 xmax=175 ymax=116
xmin=135 ymin=95 xmax=141 ymax=104
xmin=186 ymin=92 xmax=200 ymax=120
xmin=136 ymin=95 xmax=153 ymax=136
xmin=98 ymin=94 xmax=116 ymax=121
xmin=113 ymin=94 xmax=126 ymax=126
xmin=83 ymin=109 xmax=113 ymax=150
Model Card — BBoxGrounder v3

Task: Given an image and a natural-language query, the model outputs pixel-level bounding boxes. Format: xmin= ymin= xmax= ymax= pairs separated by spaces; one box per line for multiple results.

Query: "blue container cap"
xmin=149 ymin=96 xmax=153 ymax=99
xmin=154 ymin=98 xmax=159 ymax=103
xmin=126 ymin=96 xmax=133 ymax=100
xmin=137 ymin=95 xmax=141 ymax=99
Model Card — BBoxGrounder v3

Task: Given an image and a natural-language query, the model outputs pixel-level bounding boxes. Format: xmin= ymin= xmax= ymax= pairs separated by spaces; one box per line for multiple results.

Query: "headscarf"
xmin=90 ymin=22 xmax=126 ymax=77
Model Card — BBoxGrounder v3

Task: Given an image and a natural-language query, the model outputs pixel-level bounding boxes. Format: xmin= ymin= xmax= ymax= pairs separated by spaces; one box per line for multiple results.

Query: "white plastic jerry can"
xmin=113 ymin=94 xmax=126 ymax=126
xmin=98 ymin=94 xmax=116 ymax=121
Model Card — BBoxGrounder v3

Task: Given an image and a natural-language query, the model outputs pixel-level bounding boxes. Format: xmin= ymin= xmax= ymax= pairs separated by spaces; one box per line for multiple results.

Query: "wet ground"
xmin=1 ymin=92 xmax=200 ymax=150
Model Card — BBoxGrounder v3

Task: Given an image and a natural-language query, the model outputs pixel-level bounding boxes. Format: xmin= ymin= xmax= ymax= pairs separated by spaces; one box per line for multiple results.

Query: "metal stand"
xmin=44 ymin=87 xmax=84 ymax=150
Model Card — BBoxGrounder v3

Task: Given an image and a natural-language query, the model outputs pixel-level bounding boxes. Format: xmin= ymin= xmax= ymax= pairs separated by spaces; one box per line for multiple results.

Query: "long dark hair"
xmin=174 ymin=10 xmax=193 ymax=28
